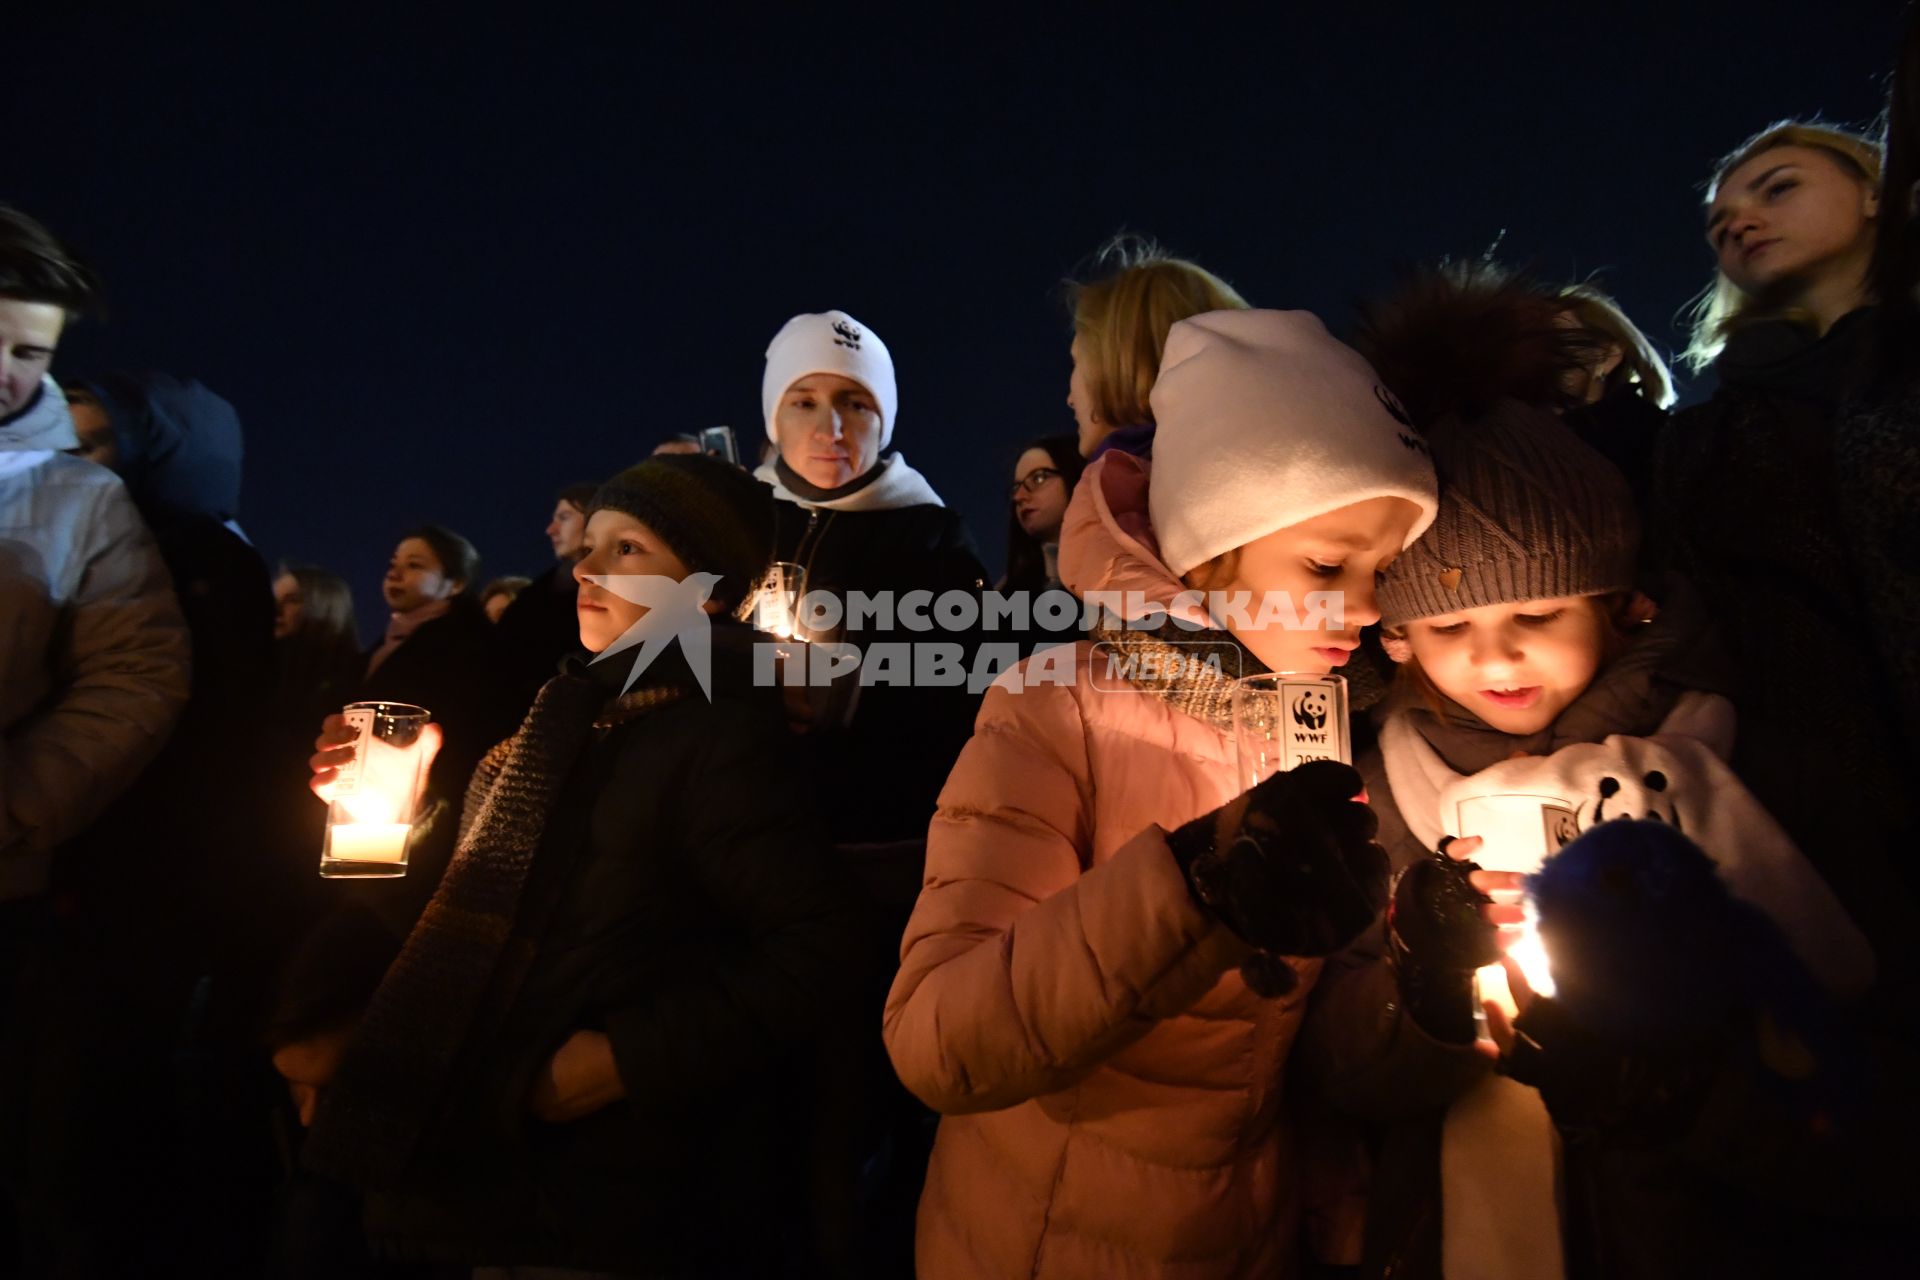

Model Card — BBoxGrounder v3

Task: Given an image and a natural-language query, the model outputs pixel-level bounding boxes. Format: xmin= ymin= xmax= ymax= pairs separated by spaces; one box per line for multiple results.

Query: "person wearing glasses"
xmin=999 ymin=434 xmax=1085 ymax=657
xmin=1000 ymin=433 xmax=1084 ymax=594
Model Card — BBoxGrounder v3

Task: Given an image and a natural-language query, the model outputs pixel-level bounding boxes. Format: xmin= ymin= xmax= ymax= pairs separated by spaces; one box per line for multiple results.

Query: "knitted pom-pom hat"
xmin=1352 ymin=265 xmax=1641 ymax=630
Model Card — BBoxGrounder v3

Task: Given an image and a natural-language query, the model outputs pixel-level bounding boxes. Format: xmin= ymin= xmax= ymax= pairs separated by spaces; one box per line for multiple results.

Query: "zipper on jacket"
xmin=795 ymin=509 xmax=837 ymax=596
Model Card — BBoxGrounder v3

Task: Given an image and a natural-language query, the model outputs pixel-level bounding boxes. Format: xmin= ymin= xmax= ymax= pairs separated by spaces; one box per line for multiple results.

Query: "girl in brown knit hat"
xmin=1347 ymin=266 xmax=1877 ymax=1280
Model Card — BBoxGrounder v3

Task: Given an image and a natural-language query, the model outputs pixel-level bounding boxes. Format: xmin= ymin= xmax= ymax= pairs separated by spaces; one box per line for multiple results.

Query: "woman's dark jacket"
xmin=362 ymin=634 xmax=866 ymax=1273
xmin=493 ymin=558 xmax=588 ymax=718
xmin=1651 ymin=309 xmax=1920 ymax=1019
xmin=357 ymin=598 xmax=520 ymax=806
xmin=770 ymin=498 xmax=989 ymax=849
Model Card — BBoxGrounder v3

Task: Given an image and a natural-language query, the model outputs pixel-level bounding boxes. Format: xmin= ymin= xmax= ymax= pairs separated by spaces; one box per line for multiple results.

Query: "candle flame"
xmin=341 ymin=788 xmax=399 ymax=825
xmin=1477 ymin=904 xmax=1556 ymax=1019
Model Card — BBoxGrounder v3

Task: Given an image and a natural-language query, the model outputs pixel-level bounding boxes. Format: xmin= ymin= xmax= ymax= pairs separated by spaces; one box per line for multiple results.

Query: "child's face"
xmin=1189 ymin=496 xmax=1424 ymax=676
xmin=1402 ymin=594 xmax=1610 ymax=734
xmin=572 ymin=510 xmax=696 ymax=654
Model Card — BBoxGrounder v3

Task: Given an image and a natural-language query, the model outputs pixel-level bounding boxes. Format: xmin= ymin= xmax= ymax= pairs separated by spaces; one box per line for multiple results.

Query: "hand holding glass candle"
xmin=1231 ymin=672 xmax=1351 ymax=789
xmin=320 ymin=701 xmax=432 ymax=878
xmin=1452 ymin=793 xmax=1578 ymax=1015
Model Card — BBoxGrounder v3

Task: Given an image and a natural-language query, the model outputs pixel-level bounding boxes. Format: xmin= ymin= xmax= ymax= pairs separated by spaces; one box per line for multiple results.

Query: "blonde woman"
xmin=1652 ymin=121 xmax=1917 ymax=1011
xmin=1066 ymin=235 xmax=1248 ymax=458
xmin=1554 ymin=281 xmax=1676 ymax=509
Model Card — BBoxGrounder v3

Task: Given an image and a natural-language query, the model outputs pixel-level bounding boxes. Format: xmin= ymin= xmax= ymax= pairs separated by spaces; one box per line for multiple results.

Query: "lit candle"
xmin=326 ymin=821 xmax=412 ymax=863
xmin=1476 ymin=903 xmax=1557 ymax=1019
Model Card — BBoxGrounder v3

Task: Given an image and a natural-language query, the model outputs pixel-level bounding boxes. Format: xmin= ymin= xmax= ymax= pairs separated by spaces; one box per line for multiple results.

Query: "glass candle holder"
xmin=1230 ymin=672 xmax=1351 ymax=790
xmin=320 ymin=701 xmax=431 ymax=879
xmin=1453 ymin=793 xmax=1576 ymax=1013
xmin=751 ymin=561 xmax=807 ymax=642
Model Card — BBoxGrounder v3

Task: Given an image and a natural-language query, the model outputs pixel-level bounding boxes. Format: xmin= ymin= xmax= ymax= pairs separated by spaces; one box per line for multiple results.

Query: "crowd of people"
xmin=1 ymin=77 xmax=1917 ymax=1280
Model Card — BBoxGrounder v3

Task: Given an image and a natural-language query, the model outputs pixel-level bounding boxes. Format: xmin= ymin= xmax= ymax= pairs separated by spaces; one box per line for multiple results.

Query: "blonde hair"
xmin=1067 ymin=235 xmax=1248 ymax=429
xmin=1682 ymin=121 xmax=1882 ymax=371
xmin=1559 ymin=283 xmax=1677 ymax=409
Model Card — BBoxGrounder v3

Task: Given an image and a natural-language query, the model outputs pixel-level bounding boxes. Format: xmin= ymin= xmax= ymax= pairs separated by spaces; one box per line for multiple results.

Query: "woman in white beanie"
xmin=755 ymin=309 xmax=991 ymax=1273
xmin=755 ymin=309 xmax=989 ymax=846
xmin=884 ymin=309 xmax=1489 ymax=1279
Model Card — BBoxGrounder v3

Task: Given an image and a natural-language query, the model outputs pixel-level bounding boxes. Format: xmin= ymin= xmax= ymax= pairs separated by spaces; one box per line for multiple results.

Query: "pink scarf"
xmin=365 ymin=597 xmax=453 ymax=678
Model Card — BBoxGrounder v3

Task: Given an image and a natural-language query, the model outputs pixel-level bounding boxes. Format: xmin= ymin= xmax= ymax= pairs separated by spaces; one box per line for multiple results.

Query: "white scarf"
xmin=1380 ymin=690 xmax=1874 ymax=1279
xmin=754 ymin=451 xmax=945 ymax=512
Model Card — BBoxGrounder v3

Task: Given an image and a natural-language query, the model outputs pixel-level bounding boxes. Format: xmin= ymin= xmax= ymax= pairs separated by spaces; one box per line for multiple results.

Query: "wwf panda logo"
xmin=1291 ymin=688 xmax=1329 ymax=731
xmin=832 ymin=319 xmax=863 ymax=349
xmin=1546 ymin=806 xmax=1581 ymax=850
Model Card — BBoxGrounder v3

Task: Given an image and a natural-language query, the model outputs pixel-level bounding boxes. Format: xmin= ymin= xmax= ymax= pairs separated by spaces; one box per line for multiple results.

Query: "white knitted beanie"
xmin=1147 ymin=309 xmax=1440 ymax=576
xmin=760 ymin=310 xmax=899 ymax=450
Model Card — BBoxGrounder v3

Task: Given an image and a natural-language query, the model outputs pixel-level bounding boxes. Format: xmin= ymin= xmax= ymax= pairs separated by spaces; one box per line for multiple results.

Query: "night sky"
xmin=8 ymin=4 xmax=1901 ymax=637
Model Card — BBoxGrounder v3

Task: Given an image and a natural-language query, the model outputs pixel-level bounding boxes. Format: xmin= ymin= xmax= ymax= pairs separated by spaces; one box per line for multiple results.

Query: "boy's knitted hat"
xmin=1146 ymin=309 xmax=1439 ymax=576
xmin=761 ymin=310 xmax=899 ymax=450
xmin=589 ymin=453 xmax=774 ymax=611
xmin=1376 ymin=401 xmax=1638 ymax=628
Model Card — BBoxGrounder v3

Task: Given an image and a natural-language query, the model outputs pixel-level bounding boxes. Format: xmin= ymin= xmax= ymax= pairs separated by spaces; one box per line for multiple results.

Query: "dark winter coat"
xmin=56 ymin=372 xmax=276 ymax=991
xmin=492 ymin=559 xmax=587 ymax=719
xmin=358 ymin=633 xmax=865 ymax=1274
xmin=1563 ymin=388 xmax=1666 ymax=526
xmin=766 ymin=487 xmax=989 ymax=849
xmin=357 ymin=597 xmax=518 ymax=805
xmin=1651 ymin=309 xmax=1920 ymax=1019
xmin=76 ymin=373 xmax=274 ymax=735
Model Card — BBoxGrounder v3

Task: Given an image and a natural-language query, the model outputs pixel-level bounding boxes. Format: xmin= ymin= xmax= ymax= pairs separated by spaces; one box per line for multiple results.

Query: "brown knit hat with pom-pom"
xmin=1355 ymin=264 xmax=1640 ymax=628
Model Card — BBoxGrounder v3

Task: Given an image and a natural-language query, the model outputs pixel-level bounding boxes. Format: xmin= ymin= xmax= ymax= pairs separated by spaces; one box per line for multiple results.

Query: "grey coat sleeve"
xmin=2 ymin=478 xmax=189 ymax=884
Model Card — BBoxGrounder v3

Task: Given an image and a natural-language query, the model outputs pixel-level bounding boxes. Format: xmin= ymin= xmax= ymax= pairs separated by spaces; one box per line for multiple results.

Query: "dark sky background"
xmin=8 ymin=3 xmax=1903 ymax=638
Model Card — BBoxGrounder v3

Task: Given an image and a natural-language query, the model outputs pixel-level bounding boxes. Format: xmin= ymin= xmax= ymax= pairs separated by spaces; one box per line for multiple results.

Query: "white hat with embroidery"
xmin=761 ymin=310 xmax=900 ymax=451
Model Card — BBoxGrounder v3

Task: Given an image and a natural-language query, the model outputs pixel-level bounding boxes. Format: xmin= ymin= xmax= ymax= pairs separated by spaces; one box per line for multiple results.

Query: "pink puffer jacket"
xmin=884 ymin=453 xmax=1478 ymax=1279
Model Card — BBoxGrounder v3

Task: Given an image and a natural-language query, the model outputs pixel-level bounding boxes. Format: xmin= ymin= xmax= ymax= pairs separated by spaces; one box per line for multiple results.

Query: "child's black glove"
xmin=1167 ymin=760 xmax=1389 ymax=997
xmin=1388 ymin=843 xmax=1502 ymax=1043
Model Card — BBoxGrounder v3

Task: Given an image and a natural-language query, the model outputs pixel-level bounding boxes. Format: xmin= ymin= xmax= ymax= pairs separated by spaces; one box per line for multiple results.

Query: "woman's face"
xmin=1011 ymin=447 xmax=1070 ymax=542
xmin=546 ymin=499 xmax=587 ymax=560
xmin=1401 ymin=595 xmax=1610 ymax=735
xmin=1707 ymin=144 xmax=1877 ymax=301
xmin=1186 ymin=496 xmax=1424 ymax=676
xmin=571 ymin=510 xmax=696 ymax=654
xmin=1554 ymin=309 xmax=1625 ymax=406
xmin=1067 ymin=333 xmax=1107 ymax=456
xmin=383 ymin=538 xmax=460 ymax=614
xmin=774 ymin=373 xmax=883 ymax=489
xmin=272 ymin=572 xmax=305 ymax=639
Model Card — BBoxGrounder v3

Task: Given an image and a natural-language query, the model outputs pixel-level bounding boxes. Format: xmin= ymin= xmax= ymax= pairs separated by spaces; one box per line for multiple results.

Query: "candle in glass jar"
xmin=327 ymin=821 xmax=411 ymax=863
